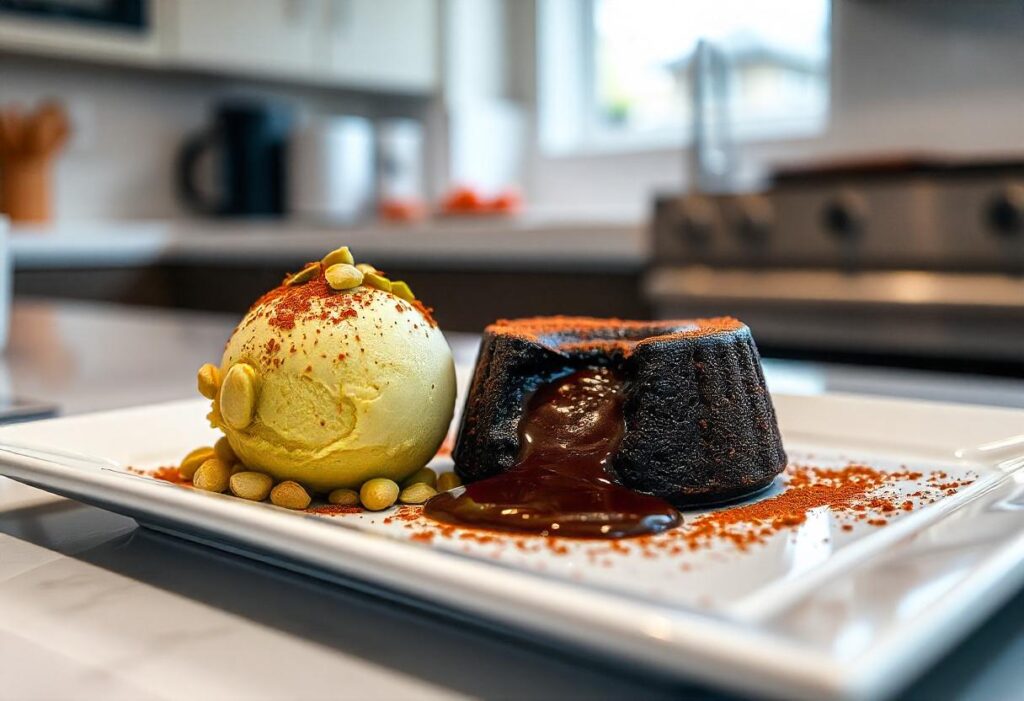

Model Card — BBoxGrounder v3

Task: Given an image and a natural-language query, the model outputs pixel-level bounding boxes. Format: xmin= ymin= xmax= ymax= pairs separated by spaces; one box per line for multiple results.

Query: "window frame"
xmin=538 ymin=0 xmax=831 ymax=158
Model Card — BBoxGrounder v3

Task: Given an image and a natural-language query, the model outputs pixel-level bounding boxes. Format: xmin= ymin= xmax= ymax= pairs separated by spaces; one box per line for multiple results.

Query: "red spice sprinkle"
xmin=131 ymin=461 xmax=972 ymax=561
xmin=653 ymin=464 xmax=928 ymax=552
xmin=393 ymin=505 xmax=422 ymax=522
xmin=434 ymin=435 xmax=455 ymax=458
xmin=248 ymin=265 xmax=435 ymax=334
xmin=307 ymin=504 xmax=362 ymax=516
xmin=412 ymin=300 xmax=438 ymax=327
xmin=148 ymin=465 xmax=188 ymax=485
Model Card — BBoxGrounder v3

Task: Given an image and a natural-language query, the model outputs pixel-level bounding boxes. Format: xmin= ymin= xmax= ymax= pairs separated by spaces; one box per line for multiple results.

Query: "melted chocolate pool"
xmin=424 ymin=367 xmax=682 ymax=538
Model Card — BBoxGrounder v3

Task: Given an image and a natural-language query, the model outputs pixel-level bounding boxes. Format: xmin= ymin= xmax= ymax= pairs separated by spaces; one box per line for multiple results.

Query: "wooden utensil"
xmin=0 ymin=100 xmax=70 ymax=223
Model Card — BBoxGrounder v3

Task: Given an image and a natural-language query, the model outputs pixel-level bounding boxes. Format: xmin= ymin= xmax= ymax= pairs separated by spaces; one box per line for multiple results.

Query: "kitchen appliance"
xmin=177 ymin=101 xmax=292 ymax=218
xmin=287 ymin=116 xmax=374 ymax=224
xmin=0 ymin=0 xmax=146 ymax=30
xmin=377 ymin=118 xmax=425 ymax=217
xmin=647 ymin=157 xmax=1024 ymax=372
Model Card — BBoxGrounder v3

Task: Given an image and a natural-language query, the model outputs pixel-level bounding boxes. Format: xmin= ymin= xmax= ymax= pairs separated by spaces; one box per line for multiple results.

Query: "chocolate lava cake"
xmin=452 ymin=316 xmax=787 ymax=507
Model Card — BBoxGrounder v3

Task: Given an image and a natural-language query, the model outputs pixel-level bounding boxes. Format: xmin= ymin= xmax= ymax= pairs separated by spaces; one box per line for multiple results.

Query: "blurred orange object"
xmin=440 ymin=186 xmax=521 ymax=216
xmin=379 ymin=198 xmax=427 ymax=222
xmin=0 ymin=100 xmax=70 ymax=223
xmin=441 ymin=185 xmax=484 ymax=214
xmin=488 ymin=189 xmax=522 ymax=214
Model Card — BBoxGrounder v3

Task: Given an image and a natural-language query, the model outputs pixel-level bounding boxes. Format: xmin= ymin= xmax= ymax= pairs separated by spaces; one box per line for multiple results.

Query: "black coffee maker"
xmin=176 ymin=101 xmax=291 ymax=217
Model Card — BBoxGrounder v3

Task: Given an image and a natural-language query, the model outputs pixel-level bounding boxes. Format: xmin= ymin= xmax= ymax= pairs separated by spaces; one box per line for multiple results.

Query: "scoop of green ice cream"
xmin=210 ymin=272 xmax=456 ymax=492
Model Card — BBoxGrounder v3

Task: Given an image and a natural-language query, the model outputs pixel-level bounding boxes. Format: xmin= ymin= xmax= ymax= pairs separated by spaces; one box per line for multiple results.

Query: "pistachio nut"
xmin=360 ymin=478 xmax=399 ymax=511
xmin=271 ymin=480 xmax=311 ymax=510
xmin=403 ymin=467 xmax=437 ymax=488
xmin=363 ymin=271 xmax=392 ymax=292
xmin=399 ymin=482 xmax=437 ymax=505
xmin=214 ymin=436 xmax=236 ymax=464
xmin=219 ymin=363 xmax=258 ymax=430
xmin=325 ymin=263 xmax=364 ymax=291
xmin=284 ymin=264 xmax=319 ymax=287
xmin=179 ymin=446 xmax=215 ymax=481
xmin=197 ymin=363 xmax=221 ymax=400
xmin=322 ymin=246 xmax=355 ymax=268
xmin=230 ymin=471 xmax=273 ymax=501
xmin=436 ymin=472 xmax=463 ymax=492
xmin=390 ymin=280 xmax=415 ymax=302
xmin=327 ymin=488 xmax=360 ymax=506
xmin=193 ymin=457 xmax=231 ymax=492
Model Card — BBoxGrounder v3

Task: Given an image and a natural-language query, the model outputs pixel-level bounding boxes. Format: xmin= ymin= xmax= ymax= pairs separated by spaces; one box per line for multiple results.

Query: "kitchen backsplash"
xmin=0 ymin=54 xmax=421 ymax=221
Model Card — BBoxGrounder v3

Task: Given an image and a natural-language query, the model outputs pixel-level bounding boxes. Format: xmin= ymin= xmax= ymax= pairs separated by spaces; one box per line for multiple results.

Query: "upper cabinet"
xmin=0 ymin=0 xmax=439 ymax=94
xmin=323 ymin=0 xmax=438 ymax=91
xmin=169 ymin=0 xmax=322 ymax=78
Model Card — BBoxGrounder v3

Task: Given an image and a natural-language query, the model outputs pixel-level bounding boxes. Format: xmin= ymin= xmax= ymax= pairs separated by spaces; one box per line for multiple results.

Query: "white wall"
xmin=522 ymin=0 xmax=1024 ymax=219
xmin=0 ymin=55 xmax=411 ymax=220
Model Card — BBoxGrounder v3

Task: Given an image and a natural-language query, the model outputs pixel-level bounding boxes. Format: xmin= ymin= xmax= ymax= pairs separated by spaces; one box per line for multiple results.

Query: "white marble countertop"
xmin=10 ymin=218 xmax=647 ymax=272
xmin=1 ymin=300 xmax=1023 ymax=700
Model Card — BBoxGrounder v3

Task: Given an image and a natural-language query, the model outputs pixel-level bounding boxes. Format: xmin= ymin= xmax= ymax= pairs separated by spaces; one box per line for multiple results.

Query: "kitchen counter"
xmin=1 ymin=300 xmax=1023 ymax=700
xmin=10 ymin=219 xmax=653 ymax=331
xmin=10 ymin=218 xmax=647 ymax=272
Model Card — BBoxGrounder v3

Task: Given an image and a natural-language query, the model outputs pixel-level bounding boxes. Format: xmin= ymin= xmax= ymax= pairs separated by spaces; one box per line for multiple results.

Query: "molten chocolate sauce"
xmin=424 ymin=367 xmax=682 ymax=538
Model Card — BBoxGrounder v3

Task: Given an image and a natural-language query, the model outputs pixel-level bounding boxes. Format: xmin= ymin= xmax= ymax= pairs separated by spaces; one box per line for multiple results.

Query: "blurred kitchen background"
xmin=1 ymin=0 xmax=1022 ymax=375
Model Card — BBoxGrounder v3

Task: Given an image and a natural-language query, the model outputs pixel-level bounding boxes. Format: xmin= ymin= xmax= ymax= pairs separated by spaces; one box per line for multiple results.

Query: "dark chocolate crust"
xmin=452 ymin=317 xmax=787 ymax=507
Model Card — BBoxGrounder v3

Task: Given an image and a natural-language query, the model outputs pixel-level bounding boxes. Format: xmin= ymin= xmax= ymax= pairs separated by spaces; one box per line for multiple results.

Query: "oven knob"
xmin=676 ymin=196 xmax=715 ymax=244
xmin=735 ymin=195 xmax=773 ymax=244
xmin=986 ymin=184 xmax=1024 ymax=236
xmin=822 ymin=190 xmax=868 ymax=239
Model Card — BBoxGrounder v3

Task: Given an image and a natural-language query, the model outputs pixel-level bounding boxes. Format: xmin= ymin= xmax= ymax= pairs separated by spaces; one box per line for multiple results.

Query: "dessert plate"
xmin=1 ymin=393 xmax=1023 ymax=701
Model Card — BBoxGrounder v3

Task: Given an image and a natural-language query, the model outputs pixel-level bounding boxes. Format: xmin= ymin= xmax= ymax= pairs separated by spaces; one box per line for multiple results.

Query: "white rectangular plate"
xmin=1 ymin=393 xmax=1023 ymax=701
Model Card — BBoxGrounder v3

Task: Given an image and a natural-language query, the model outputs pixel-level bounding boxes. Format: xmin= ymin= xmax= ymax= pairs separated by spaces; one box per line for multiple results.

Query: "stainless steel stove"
xmin=647 ymin=159 xmax=1024 ymax=372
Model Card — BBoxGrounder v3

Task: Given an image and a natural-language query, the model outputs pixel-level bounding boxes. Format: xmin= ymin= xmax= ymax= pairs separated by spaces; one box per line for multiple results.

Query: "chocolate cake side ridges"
xmin=453 ymin=317 xmax=787 ymax=505
xmin=614 ymin=326 xmax=787 ymax=505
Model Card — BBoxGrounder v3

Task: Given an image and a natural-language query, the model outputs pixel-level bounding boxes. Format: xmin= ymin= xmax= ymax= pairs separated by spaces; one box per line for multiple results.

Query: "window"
xmin=539 ymin=0 xmax=831 ymax=155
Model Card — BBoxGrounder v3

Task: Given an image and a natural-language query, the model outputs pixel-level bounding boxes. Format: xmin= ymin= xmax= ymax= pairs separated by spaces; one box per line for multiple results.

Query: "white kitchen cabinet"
xmin=167 ymin=0 xmax=322 ymax=78
xmin=323 ymin=0 xmax=438 ymax=91
xmin=0 ymin=14 xmax=162 ymax=64
xmin=0 ymin=0 xmax=439 ymax=94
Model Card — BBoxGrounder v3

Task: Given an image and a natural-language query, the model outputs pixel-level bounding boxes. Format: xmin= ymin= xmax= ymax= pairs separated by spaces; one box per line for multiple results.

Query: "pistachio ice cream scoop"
xmin=198 ymin=247 xmax=456 ymax=493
